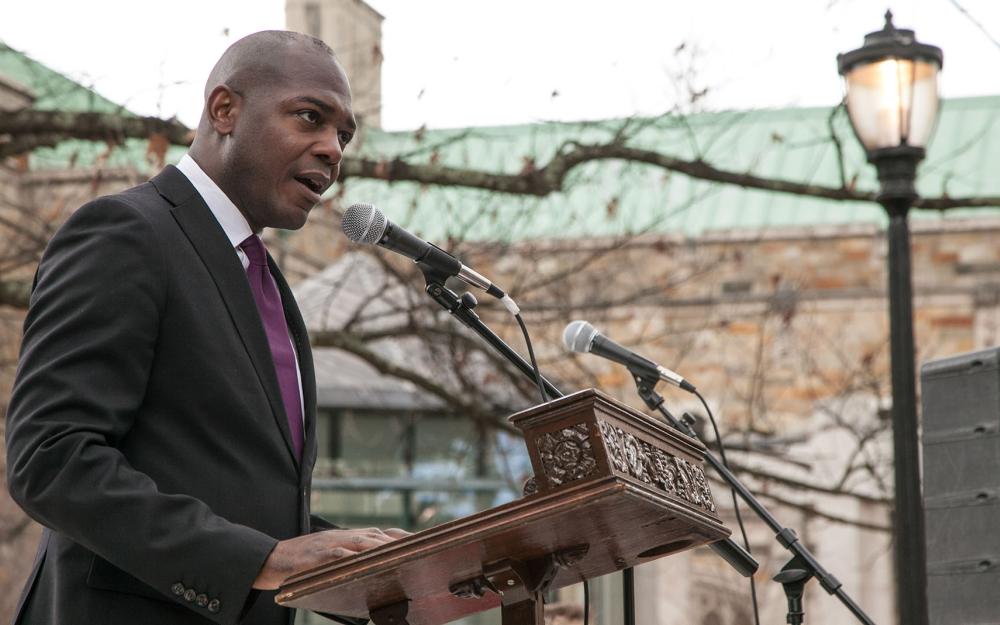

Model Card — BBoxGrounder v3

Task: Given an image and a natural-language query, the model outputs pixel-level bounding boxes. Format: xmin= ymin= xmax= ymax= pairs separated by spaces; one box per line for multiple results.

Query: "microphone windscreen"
xmin=563 ymin=320 xmax=598 ymax=354
xmin=343 ymin=203 xmax=387 ymax=244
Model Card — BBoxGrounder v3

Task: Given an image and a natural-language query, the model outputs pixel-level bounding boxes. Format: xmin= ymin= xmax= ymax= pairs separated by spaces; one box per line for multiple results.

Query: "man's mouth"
xmin=294 ymin=176 xmax=325 ymax=195
xmin=295 ymin=171 xmax=330 ymax=195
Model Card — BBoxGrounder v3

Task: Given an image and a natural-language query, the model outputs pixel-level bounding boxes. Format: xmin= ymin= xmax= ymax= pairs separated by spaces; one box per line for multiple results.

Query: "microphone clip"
xmin=417 ymin=259 xmax=455 ymax=288
xmin=632 ymin=371 xmax=663 ymax=397
xmin=419 ymin=260 xmax=519 ymax=316
xmin=420 ymin=262 xmax=480 ymax=318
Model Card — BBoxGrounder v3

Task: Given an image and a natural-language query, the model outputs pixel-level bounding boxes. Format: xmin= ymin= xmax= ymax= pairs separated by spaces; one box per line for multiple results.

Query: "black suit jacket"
xmin=6 ymin=166 xmax=322 ymax=625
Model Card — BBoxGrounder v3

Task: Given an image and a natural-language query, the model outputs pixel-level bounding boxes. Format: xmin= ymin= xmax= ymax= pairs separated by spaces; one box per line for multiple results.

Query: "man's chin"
xmin=273 ymin=205 xmax=313 ymax=231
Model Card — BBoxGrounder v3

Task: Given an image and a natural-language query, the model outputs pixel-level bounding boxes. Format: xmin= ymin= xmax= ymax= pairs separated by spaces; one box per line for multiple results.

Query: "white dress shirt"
xmin=175 ymin=154 xmax=305 ymax=428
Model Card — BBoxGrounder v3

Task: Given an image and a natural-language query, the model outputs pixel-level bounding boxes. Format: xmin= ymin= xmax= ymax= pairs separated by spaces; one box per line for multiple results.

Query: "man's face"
xmin=221 ymin=50 xmax=355 ymax=232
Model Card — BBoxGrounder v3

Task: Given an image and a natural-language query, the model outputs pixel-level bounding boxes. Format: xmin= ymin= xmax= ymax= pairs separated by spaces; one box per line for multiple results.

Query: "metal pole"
xmin=884 ymin=206 xmax=928 ymax=625
xmin=623 ymin=568 xmax=635 ymax=625
xmin=874 ymin=146 xmax=929 ymax=625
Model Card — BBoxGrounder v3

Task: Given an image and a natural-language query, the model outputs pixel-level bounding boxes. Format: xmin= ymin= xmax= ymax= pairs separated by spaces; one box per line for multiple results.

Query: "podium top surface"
xmin=507 ymin=388 xmax=708 ymax=458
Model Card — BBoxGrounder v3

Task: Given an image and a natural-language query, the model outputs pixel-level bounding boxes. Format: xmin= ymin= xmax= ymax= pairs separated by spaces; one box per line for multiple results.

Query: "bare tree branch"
xmin=0 ymin=110 xmax=191 ymax=158
xmin=308 ymin=328 xmax=520 ymax=435
xmin=724 ymin=457 xmax=890 ymax=506
xmin=947 ymin=0 xmax=1000 ymax=53
xmin=338 ymin=141 xmax=878 ymax=201
xmin=709 ymin=475 xmax=890 ymax=532
xmin=4 ymin=109 xmax=1000 ymax=210
xmin=340 ymin=143 xmax=1000 ymax=210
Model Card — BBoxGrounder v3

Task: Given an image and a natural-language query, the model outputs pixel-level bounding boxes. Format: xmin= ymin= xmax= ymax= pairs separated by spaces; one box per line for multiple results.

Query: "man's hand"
xmin=253 ymin=527 xmax=410 ymax=590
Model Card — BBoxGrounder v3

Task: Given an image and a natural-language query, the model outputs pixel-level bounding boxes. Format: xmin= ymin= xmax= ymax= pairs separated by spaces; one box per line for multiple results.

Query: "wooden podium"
xmin=277 ymin=389 xmax=730 ymax=625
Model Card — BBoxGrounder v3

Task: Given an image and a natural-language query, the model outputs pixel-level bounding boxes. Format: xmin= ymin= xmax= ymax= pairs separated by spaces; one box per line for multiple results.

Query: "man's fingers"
xmin=384 ymin=528 xmax=411 ymax=539
xmin=310 ymin=528 xmax=413 ymax=558
xmin=330 ymin=533 xmax=394 ymax=553
xmin=257 ymin=530 xmax=409 ymax=591
xmin=329 ymin=547 xmax=353 ymax=559
xmin=352 ymin=528 xmax=411 ymax=540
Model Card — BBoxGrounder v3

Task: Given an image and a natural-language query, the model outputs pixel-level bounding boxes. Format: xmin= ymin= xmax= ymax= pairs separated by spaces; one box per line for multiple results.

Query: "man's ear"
xmin=206 ymin=85 xmax=241 ymax=135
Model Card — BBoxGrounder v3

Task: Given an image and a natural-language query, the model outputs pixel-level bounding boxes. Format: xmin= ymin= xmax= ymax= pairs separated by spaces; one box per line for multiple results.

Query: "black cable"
xmin=517 ymin=310 xmax=589 ymax=622
xmin=515 ymin=312 xmax=548 ymax=404
xmin=694 ymin=389 xmax=761 ymax=625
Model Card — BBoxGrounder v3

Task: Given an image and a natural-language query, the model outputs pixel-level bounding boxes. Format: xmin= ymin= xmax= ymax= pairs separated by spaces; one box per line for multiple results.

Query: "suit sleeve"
xmin=6 ymin=197 xmax=277 ymax=625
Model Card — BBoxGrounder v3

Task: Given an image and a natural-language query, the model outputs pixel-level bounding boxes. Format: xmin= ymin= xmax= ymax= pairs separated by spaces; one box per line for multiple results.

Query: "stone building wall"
xmin=472 ymin=218 xmax=997 ymax=425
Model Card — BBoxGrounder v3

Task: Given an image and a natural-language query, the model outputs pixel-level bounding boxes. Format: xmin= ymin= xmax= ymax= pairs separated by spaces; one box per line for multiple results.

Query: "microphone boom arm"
xmin=417 ymin=262 xmax=564 ymax=401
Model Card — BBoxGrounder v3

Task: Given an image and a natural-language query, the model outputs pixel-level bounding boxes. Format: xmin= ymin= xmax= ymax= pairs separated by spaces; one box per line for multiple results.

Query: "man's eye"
xmin=297 ymin=110 xmax=320 ymax=124
xmin=338 ymin=131 xmax=354 ymax=145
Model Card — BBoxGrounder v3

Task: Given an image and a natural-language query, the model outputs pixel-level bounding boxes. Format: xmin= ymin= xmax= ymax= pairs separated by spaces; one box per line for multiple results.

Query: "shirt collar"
xmin=175 ymin=153 xmax=255 ymax=248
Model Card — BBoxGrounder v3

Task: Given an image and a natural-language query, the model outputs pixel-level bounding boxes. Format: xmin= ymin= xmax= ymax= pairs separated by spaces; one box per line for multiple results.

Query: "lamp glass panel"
xmin=844 ymin=58 xmax=939 ymax=150
xmin=908 ymin=59 xmax=940 ymax=147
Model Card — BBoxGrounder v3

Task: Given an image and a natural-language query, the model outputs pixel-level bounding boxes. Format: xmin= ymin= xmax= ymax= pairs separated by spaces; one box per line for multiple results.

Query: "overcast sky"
xmin=3 ymin=0 xmax=1000 ymax=131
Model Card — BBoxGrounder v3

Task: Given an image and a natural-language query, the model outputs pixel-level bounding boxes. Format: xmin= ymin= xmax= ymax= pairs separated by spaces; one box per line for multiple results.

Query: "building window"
xmin=312 ymin=408 xmax=526 ymax=530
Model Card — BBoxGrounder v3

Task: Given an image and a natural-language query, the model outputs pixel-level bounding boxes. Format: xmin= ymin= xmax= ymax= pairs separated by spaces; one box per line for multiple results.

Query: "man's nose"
xmin=314 ymin=129 xmax=344 ymax=165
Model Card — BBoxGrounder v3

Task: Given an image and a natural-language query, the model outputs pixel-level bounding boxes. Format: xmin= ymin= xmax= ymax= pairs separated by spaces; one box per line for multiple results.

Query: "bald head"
xmin=203 ymin=30 xmax=338 ymax=106
xmin=191 ymin=29 xmax=352 ymax=153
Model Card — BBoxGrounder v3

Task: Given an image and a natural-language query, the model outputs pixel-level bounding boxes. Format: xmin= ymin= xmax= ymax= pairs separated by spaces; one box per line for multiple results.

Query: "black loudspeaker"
xmin=921 ymin=347 xmax=1000 ymax=625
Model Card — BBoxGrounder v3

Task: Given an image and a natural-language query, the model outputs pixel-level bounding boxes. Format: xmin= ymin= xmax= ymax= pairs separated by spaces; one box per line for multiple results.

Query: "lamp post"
xmin=838 ymin=11 xmax=941 ymax=625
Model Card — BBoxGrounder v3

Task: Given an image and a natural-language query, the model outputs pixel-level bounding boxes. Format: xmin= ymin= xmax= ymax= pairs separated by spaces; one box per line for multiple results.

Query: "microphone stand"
xmin=630 ymin=373 xmax=877 ymax=625
xmin=418 ymin=264 xmax=563 ymax=400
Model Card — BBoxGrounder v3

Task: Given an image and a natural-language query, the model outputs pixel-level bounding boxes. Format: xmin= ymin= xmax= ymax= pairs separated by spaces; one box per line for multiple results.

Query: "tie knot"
xmin=239 ymin=234 xmax=267 ymax=266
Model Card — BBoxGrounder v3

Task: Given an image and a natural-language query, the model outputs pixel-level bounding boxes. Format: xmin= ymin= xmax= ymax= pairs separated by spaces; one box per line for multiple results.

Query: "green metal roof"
xmin=4 ymin=39 xmax=999 ymax=238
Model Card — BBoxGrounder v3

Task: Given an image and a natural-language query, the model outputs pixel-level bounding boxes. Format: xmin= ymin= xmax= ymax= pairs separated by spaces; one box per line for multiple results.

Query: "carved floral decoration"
xmin=598 ymin=420 xmax=717 ymax=513
xmin=535 ymin=423 xmax=598 ymax=487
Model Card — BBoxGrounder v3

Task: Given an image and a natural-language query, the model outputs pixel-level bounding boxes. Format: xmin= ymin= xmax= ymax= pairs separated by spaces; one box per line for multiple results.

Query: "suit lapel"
xmin=151 ymin=166 xmax=300 ymax=470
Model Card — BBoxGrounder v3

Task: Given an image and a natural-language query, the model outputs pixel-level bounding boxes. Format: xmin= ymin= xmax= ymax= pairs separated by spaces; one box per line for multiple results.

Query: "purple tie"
xmin=239 ymin=234 xmax=304 ymax=461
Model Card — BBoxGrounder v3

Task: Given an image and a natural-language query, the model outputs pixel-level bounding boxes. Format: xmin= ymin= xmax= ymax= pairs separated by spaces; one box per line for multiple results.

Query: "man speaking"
xmin=6 ymin=30 xmax=404 ymax=625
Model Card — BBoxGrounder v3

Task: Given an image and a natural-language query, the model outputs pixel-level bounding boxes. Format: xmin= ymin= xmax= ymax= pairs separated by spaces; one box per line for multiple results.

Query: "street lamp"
xmin=837 ymin=11 xmax=941 ymax=625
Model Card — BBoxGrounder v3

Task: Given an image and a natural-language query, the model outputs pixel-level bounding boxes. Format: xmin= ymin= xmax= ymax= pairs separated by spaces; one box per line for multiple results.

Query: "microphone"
xmin=563 ymin=320 xmax=696 ymax=393
xmin=342 ymin=203 xmax=518 ymax=314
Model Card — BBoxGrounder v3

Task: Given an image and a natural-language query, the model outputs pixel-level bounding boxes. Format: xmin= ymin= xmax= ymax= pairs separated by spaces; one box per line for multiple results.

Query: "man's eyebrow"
xmin=290 ymin=96 xmax=357 ymax=130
